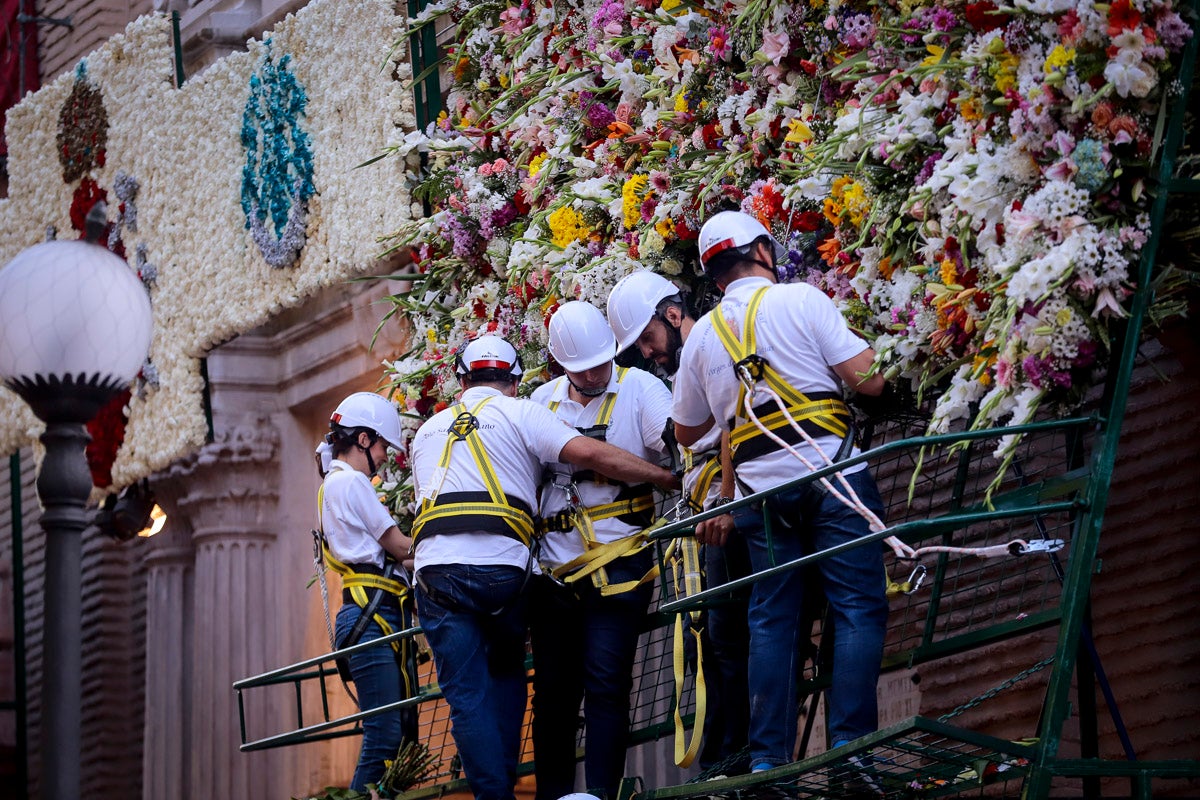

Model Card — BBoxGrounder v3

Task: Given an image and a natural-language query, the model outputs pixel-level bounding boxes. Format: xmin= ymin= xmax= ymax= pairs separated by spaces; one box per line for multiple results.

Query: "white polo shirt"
xmin=533 ymin=366 xmax=671 ymax=568
xmin=672 ymin=276 xmax=869 ymax=494
xmin=321 ymin=459 xmax=401 ymax=570
xmin=411 ymin=386 xmax=581 ymax=572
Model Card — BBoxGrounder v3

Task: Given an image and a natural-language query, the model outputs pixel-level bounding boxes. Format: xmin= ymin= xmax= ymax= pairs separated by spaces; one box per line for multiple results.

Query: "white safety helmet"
xmin=606 ymin=271 xmax=682 ymax=353
xmin=697 ymin=210 xmax=785 ymax=274
xmin=548 ymin=301 xmax=617 ymax=373
xmin=329 ymin=392 xmax=404 ymax=450
xmin=455 ymin=334 xmax=524 ymax=380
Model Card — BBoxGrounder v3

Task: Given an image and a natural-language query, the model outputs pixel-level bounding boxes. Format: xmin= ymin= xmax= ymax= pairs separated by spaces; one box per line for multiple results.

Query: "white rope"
xmin=737 ymin=374 xmax=1034 ymax=563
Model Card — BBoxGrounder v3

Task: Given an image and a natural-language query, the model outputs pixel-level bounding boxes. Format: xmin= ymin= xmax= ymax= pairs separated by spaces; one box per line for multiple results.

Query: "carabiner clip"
xmin=903 ymin=564 xmax=927 ymax=595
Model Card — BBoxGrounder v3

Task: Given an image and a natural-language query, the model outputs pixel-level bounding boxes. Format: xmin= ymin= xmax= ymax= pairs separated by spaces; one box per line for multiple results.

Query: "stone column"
xmin=140 ymin=516 xmax=195 ymax=798
xmin=142 ymin=416 xmax=283 ymax=799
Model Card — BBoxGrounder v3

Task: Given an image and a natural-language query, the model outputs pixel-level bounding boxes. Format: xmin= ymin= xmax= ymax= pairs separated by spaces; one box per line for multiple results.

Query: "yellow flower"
xmin=784 ymin=118 xmax=813 ymax=145
xmin=993 ymin=51 xmax=1019 ymax=92
xmin=655 ymin=216 xmax=676 ymax=238
xmin=622 ymin=174 xmax=651 ymax=230
xmin=939 ymin=258 xmax=958 ymax=287
xmin=1043 ymin=45 xmax=1075 ymax=76
xmin=528 ymin=152 xmax=547 ymax=177
xmin=841 ymin=180 xmax=869 ymax=228
xmin=673 ymin=92 xmax=689 ymax=113
xmin=548 ymin=205 xmax=591 ymax=247
xmin=960 ymin=96 xmax=984 ymax=122
xmin=823 ymin=197 xmax=844 ymax=225
xmin=922 ymin=44 xmax=946 ymax=68
xmin=498 ymin=73 xmax=510 ymax=89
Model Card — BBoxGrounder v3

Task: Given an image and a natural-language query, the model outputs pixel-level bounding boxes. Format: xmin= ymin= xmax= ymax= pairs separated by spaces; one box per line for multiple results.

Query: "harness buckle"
xmin=449 ymin=410 xmax=480 ymax=441
xmin=734 ymin=354 xmax=767 ymax=389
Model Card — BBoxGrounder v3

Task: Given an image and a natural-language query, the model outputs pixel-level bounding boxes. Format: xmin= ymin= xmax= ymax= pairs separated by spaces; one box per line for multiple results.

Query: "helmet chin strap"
xmin=661 ymin=315 xmax=684 ymax=374
xmin=568 ymin=375 xmax=608 ymax=397
xmin=359 ymin=433 xmax=379 ymax=476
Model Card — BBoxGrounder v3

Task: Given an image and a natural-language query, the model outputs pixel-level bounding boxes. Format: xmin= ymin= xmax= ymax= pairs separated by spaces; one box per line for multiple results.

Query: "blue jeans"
xmin=700 ymin=534 xmax=751 ymax=771
xmin=335 ymin=599 xmax=418 ymax=792
xmin=529 ymin=550 xmax=653 ymax=800
xmin=731 ymin=468 xmax=888 ymax=766
xmin=415 ymin=564 xmax=529 ymax=800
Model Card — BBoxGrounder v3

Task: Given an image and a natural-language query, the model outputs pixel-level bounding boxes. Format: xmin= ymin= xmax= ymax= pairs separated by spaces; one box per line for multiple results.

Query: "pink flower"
xmin=1091 ymin=287 xmax=1128 ymax=318
xmin=709 ymin=25 xmax=731 ymax=60
xmin=761 ymin=31 xmax=790 ymax=65
xmin=763 ymin=65 xmax=786 ymax=85
xmin=498 ymin=6 xmax=526 ymax=35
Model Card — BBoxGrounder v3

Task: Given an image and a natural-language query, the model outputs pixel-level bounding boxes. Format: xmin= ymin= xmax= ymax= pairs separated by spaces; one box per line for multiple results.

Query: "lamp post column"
xmin=36 ymin=419 xmax=94 ymax=800
xmin=0 ymin=238 xmax=154 ymax=800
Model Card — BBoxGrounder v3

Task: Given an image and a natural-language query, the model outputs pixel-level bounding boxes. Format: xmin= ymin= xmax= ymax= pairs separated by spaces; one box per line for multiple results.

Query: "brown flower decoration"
xmin=57 ymin=70 xmax=109 ymax=183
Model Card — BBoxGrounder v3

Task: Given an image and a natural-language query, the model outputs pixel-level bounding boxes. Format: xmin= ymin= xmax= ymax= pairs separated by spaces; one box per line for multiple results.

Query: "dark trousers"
xmin=699 ymin=534 xmax=751 ymax=771
xmin=529 ymin=550 xmax=653 ymax=800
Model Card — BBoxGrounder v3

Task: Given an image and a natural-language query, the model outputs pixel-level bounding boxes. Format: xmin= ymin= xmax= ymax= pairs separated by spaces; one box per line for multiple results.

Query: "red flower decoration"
xmin=86 ymin=389 xmax=131 ymax=489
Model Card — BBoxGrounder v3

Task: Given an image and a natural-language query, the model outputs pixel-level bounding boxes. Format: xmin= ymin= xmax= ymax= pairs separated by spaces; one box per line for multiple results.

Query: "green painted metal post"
xmin=1023 ymin=9 xmax=1200 ymax=795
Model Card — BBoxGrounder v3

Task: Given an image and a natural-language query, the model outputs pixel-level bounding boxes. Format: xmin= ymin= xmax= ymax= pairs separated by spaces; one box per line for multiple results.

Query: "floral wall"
xmin=0 ymin=0 xmax=418 ymax=489
xmin=378 ymin=0 xmax=1192 ymax=516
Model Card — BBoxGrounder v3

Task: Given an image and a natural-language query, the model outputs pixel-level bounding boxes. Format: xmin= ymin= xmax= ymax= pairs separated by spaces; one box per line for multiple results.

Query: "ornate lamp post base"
xmin=7 ymin=373 xmax=124 ymax=800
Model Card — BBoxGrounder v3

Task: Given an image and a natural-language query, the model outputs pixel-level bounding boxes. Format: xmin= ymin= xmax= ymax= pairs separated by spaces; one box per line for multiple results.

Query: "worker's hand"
xmin=695 ymin=513 xmax=735 ymax=547
xmin=654 ymin=468 xmax=681 ymax=491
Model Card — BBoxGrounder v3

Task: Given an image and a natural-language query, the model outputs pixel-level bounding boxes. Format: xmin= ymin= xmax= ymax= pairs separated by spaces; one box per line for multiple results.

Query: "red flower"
xmin=86 ymin=389 xmax=131 ymax=489
xmin=965 ymin=2 xmax=1008 ymax=32
xmin=794 ymin=211 xmax=824 ymax=232
xmin=69 ymin=178 xmax=107 ymax=234
xmin=1107 ymin=0 xmax=1141 ymax=35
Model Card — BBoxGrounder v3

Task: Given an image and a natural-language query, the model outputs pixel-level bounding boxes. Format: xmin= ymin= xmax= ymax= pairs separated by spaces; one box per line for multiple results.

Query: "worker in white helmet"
xmin=315 ymin=391 xmax=417 ymax=795
xmin=672 ymin=210 xmax=889 ymax=773
xmin=608 ymin=271 xmax=751 ymax=770
xmin=408 ymin=335 xmax=679 ymax=800
xmin=528 ymin=300 xmax=673 ymax=800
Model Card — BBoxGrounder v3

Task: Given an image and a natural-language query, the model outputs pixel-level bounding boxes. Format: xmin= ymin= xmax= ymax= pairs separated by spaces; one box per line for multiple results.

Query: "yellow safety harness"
xmin=665 ymin=531 xmax=706 ymax=767
xmin=411 ymin=396 xmax=537 ymax=549
xmin=683 ymin=446 xmax=722 ymax=513
xmin=710 ymin=286 xmax=852 ymax=467
xmin=314 ymin=481 xmax=416 ymax=699
xmin=540 ymin=369 xmax=660 ymax=595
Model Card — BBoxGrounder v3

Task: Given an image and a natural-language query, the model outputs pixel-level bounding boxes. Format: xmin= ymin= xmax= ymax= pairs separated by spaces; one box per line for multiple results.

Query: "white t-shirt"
xmin=672 ymin=276 xmax=869 ymax=494
xmin=532 ymin=366 xmax=671 ymax=568
xmin=321 ymin=459 xmax=401 ymax=571
xmin=410 ymin=386 xmax=581 ymax=572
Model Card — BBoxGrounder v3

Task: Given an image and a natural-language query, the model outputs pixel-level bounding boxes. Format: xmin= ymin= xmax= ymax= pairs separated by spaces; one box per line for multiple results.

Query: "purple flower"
xmin=840 ymin=14 xmax=876 ymax=49
xmin=915 ymin=152 xmax=943 ymax=185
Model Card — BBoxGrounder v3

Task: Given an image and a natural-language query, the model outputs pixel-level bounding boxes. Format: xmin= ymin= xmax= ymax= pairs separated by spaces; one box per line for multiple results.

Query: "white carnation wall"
xmin=0 ymin=0 xmax=418 ymax=487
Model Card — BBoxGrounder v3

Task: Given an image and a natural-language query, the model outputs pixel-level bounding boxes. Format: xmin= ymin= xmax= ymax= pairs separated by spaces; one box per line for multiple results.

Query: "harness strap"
xmin=545 ymin=367 xmax=653 ymax=590
xmin=315 ymin=485 xmax=411 ymax=686
xmin=711 ymin=287 xmax=852 ymax=465
xmin=685 ymin=453 xmax=722 ymax=513
xmin=667 ymin=534 xmax=706 ymax=767
xmin=537 ymin=489 xmax=656 ymax=535
xmin=413 ymin=397 xmax=536 ymax=549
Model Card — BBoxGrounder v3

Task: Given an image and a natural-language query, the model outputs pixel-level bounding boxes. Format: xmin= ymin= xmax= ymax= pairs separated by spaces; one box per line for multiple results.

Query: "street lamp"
xmin=0 ymin=238 xmax=153 ymax=799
